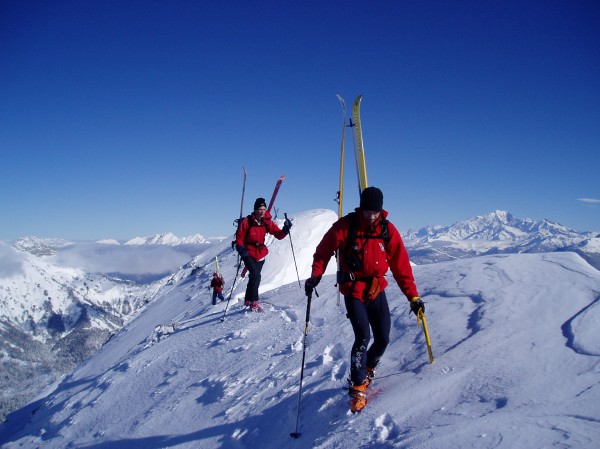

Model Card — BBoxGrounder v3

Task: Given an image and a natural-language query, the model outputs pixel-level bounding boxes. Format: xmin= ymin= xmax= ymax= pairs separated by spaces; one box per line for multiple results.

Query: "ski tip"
xmin=290 ymin=432 xmax=301 ymax=439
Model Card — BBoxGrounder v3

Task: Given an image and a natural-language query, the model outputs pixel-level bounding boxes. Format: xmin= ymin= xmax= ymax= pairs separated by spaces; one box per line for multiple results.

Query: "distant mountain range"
xmin=124 ymin=232 xmax=210 ymax=245
xmin=13 ymin=233 xmax=215 ymax=256
xmin=404 ymin=210 xmax=599 ymax=269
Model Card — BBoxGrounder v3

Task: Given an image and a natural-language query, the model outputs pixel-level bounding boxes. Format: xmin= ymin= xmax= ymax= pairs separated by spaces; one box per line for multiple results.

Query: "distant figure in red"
xmin=235 ymin=197 xmax=292 ymax=311
xmin=210 ymin=272 xmax=225 ymax=305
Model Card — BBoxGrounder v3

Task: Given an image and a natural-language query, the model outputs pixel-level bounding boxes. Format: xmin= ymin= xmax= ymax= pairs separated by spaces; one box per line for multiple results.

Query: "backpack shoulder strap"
xmin=380 ymin=217 xmax=390 ymax=245
xmin=343 ymin=212 xmax=359 ymax=255
xmin=242 ymin=215 xmax=253 ymax=241
xmin=345 ymin=211 xmax=390 ymax=247
xmin=245 ymin=214 xmax=268 ymax=228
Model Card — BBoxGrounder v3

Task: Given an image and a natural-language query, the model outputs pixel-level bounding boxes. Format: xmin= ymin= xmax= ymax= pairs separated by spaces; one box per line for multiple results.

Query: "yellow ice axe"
xmin=417 ymin=309 xmax=435 ymax=364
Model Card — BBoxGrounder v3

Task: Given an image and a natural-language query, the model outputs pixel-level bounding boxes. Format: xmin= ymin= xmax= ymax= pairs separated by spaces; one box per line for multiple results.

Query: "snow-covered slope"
xmin=1 ymin=209 xmax=599 ymax=449
xmin=0 ymin=243 xmax=158 ymax=421
xmin=0 ymin=251 xmax=147 ymax=329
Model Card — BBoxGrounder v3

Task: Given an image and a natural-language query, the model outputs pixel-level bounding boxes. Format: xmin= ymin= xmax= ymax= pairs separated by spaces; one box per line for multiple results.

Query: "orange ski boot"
xmin=349 ymin=380 xmax=369 ymax=413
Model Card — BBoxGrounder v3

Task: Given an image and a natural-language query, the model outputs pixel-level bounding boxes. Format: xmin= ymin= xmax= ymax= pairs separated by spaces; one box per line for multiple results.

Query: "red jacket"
xmin=211 ymin=274 xmax=224 ymax=293
xmin=235 ymin=210 xmax=287 ymax=261
xmin=311 ymin=208 xmax=419 ymax=301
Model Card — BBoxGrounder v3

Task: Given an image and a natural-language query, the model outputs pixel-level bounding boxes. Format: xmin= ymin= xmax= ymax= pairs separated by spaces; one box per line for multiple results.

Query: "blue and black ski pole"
xmin=284 ymin=213 xmax=302 ymax=289
xmin=290 ymin=287 xmax=318 ymax=439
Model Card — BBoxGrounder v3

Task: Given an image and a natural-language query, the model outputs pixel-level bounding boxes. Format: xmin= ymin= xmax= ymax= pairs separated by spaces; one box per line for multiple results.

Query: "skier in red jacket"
xmin=305 ymin=186 xmax=424 ymax=413
xmin=236 ymin=197 xmax=292 ymax=311
xmin=210 ymin=272 xmax=225 ymax=305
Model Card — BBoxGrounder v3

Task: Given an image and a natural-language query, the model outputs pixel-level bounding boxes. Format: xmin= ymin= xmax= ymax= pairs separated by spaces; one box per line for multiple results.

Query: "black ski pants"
xmin=344 ymin=290 xmax=391 ymax=385
xmin=212 ymin=290 xmax=225 ymax=305
xmin=243 ymin=257 xmax=265 ymax=303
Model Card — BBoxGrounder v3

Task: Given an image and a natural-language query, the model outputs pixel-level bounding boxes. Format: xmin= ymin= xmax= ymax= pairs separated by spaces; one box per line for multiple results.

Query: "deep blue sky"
xmin=1 ymin=0 xmax=599 ymax=240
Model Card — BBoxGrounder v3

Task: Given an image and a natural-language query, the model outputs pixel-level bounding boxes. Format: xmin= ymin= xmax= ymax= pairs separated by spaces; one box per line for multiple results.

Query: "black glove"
xmin=305 ymin=275 xmax=321 ymax=297
xmin=409 ymin=297 xmax=425 ymax=316
xmin=282 ymin=218 xmax=293 ymax=235
xmin=236 ymin=244 xmax=248 ymax=258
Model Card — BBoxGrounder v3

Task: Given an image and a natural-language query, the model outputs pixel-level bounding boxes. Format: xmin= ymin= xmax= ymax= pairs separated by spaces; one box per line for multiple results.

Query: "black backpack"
xmin=343 ymin=212 xmax=390 ymax=272
xmin=231 ymin=214 xmax=269 ymax=250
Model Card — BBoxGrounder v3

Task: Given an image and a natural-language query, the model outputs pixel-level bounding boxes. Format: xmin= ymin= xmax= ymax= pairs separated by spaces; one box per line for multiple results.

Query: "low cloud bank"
xmin=0 ymin=242 xmax=25 ymax=278
xmin=51 ymin=243 xmax=213 ymax=282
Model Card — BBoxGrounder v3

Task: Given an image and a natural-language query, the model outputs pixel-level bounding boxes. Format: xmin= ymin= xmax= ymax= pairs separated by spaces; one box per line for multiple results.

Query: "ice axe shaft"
xmin=417 ymin=309 xmax=435 ymax=364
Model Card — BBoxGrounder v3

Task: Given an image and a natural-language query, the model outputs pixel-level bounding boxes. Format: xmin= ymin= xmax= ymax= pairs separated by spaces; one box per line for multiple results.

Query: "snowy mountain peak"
xmin=12 ymin=236 xmax=72 ymax=256
xmin=482 ymin=209 xmax=512 ymax=223
xmin=446 ymin=210 xmax=521 ymax=241
xmin=125 ymin=232 xmax=208 ymax=245
xmin=406 ymin=210 xmax=588 ymax=243
xmin=404 ymin=210 xmax=595 ymax=265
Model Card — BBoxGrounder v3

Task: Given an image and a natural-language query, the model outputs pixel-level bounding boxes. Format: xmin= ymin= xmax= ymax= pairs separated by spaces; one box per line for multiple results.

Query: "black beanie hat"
xmin=253 ymin=197 xmax=267 ymax=211
xmin=360 ymin=187 xmax=383 ymax=212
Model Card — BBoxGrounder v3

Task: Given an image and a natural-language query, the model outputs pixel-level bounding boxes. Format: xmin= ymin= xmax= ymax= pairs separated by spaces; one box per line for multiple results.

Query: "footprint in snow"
xmin=323 ymin=342 xmax=345 ymax=365
xmin=374 ymin=413 xmax=401 ymax=442
xmin=279 ymin=309 xmax=298 ymax=322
